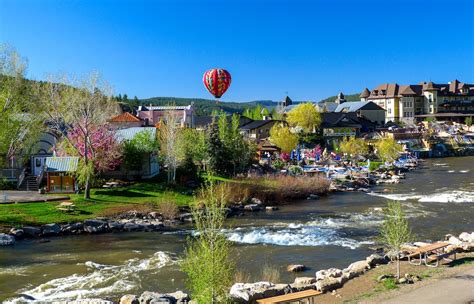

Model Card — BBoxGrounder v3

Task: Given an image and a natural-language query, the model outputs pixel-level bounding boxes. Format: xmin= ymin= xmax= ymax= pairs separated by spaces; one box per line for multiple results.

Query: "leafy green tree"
xmin=465 ymin=116 xmax=473 ymax=128
xmin=375 ymin=138 xmax=403 ymax=162
xmin=206 ymin=121 xmax=231 ymax=176
xmin=286 ymin=102 xmax=321 ymax=133
xmin=177 ymin=128 xmax=208 ymax=171
xmin=0 ymin=44 xmax=43 ymax=168
xmin=122 ymin=130 xmax=159 ymax=171
xmin=339 ymin=136 xmax=369 ymax=158
xmin=39 ymin=72 xmax=119 ymax=199
xmin=379 ymin=201 xmax=413 ymax=279
xmin=181 ymin=181 xmax=235 ymax=303
xmin=269 ymin=123 xmax=299 ymax=153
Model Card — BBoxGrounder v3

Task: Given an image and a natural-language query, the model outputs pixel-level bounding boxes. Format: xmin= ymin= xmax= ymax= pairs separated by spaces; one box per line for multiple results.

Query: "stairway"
xmin=18 ymin=175 xmax=39 ymax=191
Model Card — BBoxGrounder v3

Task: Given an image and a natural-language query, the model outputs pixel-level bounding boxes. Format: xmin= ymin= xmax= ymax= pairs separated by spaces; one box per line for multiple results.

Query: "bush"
xmin=0 ymin=178 xmax=15 ymax=190
xmin=223 ymin=175 xmax=331 ymax=204
xmin=158 ymin=200 xmax=179 ymax=220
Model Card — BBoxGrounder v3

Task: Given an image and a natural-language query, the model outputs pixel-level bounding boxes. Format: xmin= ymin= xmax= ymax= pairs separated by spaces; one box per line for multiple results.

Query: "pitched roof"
xmin=138 ymin=105 xmax=192 ymax=111
xmin=320 ymin=112 xmax=362 ymax=128
xmin=360 ymin=88 xmax=370 ymax=98
xmin=115 ymin=127 xmax=156 ymax=141
xmin=334 ymin=101 xmax=384 ymax=112
xmin=367 ymin=80 xmax=474 ymax=98
xmin=239 ymin=120 xmax=278 ymax=130
xmin=109 ymin=112 xmax=141 ymax=122
xmin=45 ymin=157 xmax=79 ymax=172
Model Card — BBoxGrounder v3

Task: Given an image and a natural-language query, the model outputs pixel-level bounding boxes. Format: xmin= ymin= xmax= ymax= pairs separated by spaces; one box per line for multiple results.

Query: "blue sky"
xmin=1 ymin=0 xmax=473 ymax=102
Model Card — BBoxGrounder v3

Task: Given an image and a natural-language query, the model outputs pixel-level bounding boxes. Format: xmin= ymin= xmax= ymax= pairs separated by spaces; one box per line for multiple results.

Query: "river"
xmin=1 ymin=157 xmax=473 ymax=303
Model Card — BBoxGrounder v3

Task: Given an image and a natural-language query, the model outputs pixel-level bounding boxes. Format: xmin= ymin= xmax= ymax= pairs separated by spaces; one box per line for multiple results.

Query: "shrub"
xmin=0 ymin=178 xmax=15 ymax=190
xmin=158 ymin=200 xmax=179 ymax=220
xmin=223 ymin=175 xmax=331 ymax=204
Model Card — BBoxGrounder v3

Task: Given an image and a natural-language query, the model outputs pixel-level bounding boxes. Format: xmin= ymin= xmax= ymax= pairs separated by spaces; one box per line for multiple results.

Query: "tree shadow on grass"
xmin=94 ymin=189 xmax=156 ymax=198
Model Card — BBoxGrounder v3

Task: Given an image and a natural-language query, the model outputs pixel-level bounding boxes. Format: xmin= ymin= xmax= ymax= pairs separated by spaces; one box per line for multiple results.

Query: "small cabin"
xmin=45 ymin=157 xmax=79 ymax=193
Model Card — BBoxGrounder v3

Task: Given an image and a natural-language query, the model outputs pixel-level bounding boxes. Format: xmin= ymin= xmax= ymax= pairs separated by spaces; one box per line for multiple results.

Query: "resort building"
xmin=361 ymin=80 xmax=474 ymax=124
xmin=136 ymin=104 xmax=195 ymax=127
xmin=334 ymin=101 xmax=386 ymax=126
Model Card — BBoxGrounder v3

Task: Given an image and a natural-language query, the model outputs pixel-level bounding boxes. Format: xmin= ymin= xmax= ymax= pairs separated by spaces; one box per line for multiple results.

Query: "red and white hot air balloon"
xmin=203 ymin=68 xmax=232 ymax=100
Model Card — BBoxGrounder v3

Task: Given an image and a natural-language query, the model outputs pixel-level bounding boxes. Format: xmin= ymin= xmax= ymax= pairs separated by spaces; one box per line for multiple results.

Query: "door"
xmin=32 ymin=156 xmax=47 ymax=176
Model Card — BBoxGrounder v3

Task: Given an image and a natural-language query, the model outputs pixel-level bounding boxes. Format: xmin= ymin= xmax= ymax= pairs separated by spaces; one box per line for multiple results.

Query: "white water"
xmin=224 ymin=212 xmax=382 ymax=249
xmin=5 ymin=251 xmax=177 ymax=303
xmin=367 ymin=190 xmax=474 ymax=203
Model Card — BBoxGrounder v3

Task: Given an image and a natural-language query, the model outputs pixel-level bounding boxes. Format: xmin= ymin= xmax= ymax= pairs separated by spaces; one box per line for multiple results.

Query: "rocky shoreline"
xmin=6 ymin=231 xmax=471 ymax=304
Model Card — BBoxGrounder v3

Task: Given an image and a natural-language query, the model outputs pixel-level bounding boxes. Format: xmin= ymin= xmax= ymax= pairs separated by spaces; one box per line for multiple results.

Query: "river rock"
xmin=251 ymin=197 xmax=263 ymax=205
xmin=229 ymin=282 xmax=275 ymax=303
xmin=65 ymin=300 xmax=114 ymax=304
xmin=287 ymin=264 xmax=306 ymax=272
xmin=448 ymin=236 xmax=463 ymax=246
xmin=167 ymin=291 xmax=190 ymax=303
xmin=22 ymin=226 xmax=41 ymax=237
xmin=315 ymin=268 xmax=342 ymax=281
xmin=343 ymin=260 xmax=370 ymax=279
xmin=84 ymin=219 xmax=108 ymax=233
xmin=294 ymin=277 xmax=316 ymax=285
xmin=62 ymin=222 xmax=84 ymax=234
xmin=265 ymin=206 xmax=278 ymax=211
xmin=315 ymin=277 xmax=341 ymax=293
xmin=42 ymin=223 xmax=61 ymax=236
xmin=123 ymin=223 xmax=144 ymax=231
xmin=120 ymin=295 xmax=139 ymax=304
xmin=0 ymin=233 xmax=15 ymax=246
xmin=108 ymin=221 xmax=124 ymax=231
xmin=308 ymin=194 xmax=319 ymax=200
xmin=366 ymin=253 xmax=388 ymax=267
xmin=9 ymin=228 xmax=24 ymax=238
xmin=178 ymin=213 xmax=193 ymax=222
xmin=139 ymin=291 xmax=174 ymax=304
xmin=244 ymin=204 xmax=261 ymax=212
xmin=459 ymin=232 xmax=474 ymax=243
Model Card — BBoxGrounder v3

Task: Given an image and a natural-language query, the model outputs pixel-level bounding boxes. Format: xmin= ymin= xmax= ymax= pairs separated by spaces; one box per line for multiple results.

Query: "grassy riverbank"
xmin=0 ymin=174 xmax=331 ymax=227
xmin=314 ymin=252 xmax=474 ymax=303
xmin=0 ymin=182 xmax=194 ymax=227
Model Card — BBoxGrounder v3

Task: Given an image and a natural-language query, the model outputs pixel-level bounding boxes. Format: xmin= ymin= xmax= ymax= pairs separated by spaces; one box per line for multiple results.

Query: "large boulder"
xmin=65 ymin=300 xmax=114 ymax=304
xmin=83 ymin=220 xmax=108 ymax=234
xmin=343 ymin=260 xmax=370 ymax=279
xmin=138 ymin=291 xmax=174 ymax=304
xmin=41 ymin=223 xmax=61 ymax=236
xmin=9 ymin=228 xmax=24 ymax=238
xmin=244 ymin=204 xmax=261 ymax=212
xmin=22 ymin=226 xmax=41 ymax=237
xmin=166 ymin=291 xmax=190 ymax=303
xmin=120 ymin=295 xmax=139 ymax=304
xmin=0 ymin=233 xmax=15 ymax=246
xmin=366 ymin=253 xmax=388 ymax=267
xmin=448 ymin=236 xmax=463 ymax=246
xmin=62 ymin=222 xmax=84 ymax=234
xmin=294 ymin=277 xmax=316 ymax=285
xmin=315 ymin=268 xmax=342 ymax=281
xmin=230 ymin=282 xmax=291 ymax=303
xmin=315 ymin=277 xmax=342 ymax=293
xmin=251 ymin=197 xmax=263 ymax=205
xmin=459 ymin=232 xmax=474 ymax=243
xmin=287 ymin=264 xmax=306 ymax=272
xmin=123 ymin=222 xmax=145 ymax=232
xmin=108 ymin=221 xmax=124 ymax=231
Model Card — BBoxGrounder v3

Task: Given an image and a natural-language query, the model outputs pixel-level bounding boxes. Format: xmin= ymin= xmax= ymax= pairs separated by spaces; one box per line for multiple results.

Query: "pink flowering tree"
xmin=280 ymin=152 xmax=291 ymax=162
xmin=57 ymin=122 xmax=122 ymax=198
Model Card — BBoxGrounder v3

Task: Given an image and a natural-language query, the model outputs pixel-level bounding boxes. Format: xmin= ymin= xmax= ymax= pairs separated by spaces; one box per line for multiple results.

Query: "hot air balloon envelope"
xmin=203 ymin=68 xmax=231 ymax=98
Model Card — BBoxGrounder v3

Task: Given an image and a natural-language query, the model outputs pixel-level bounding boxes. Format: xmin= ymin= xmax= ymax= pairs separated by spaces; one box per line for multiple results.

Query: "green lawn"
xmin=0 ymin=182 xmax=194 ymax=226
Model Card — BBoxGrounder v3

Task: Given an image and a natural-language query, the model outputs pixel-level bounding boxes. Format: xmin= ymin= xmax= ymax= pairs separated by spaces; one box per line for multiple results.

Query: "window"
xmin=381 ymin=90 xmax=386 ymax=95
xmin=388 ymin=108 xmax=392 ymax=114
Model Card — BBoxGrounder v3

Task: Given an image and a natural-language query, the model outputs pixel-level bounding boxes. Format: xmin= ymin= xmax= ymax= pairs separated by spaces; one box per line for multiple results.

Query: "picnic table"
xmin=407 ymin=242 xmax=456 ymax=267
xmin=256 ymin=289 xmax=322 ymax=304
xmin=56 ymin=201 xmax=76 ymax=212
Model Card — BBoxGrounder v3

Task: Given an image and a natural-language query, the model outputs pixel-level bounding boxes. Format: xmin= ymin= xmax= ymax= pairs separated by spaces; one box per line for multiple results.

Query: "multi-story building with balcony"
xmin=360 ymin=80 xmax=474 ymax=125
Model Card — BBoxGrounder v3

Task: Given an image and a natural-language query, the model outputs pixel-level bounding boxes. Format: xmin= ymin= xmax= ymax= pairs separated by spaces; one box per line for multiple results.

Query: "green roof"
xmin=45 ymin=157 xmax=79 ymax=172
